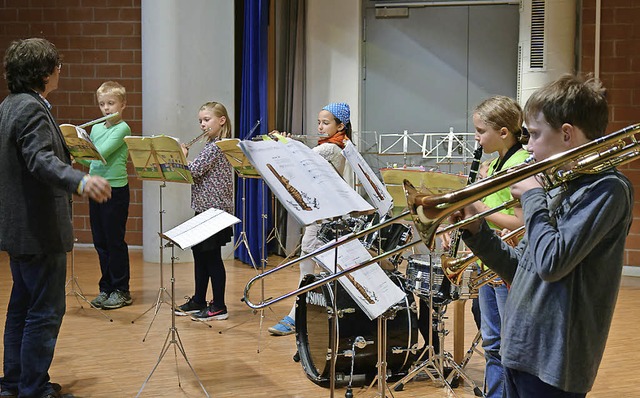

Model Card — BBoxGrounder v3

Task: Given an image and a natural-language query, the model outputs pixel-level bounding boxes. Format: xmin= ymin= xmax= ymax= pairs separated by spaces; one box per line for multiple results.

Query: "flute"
xmin=78 ymin=112 xmax=120 ymax=129
xmin=252 ymin=133 xmax=328 ymax=141
xmin=184 ymin=127 xmax=212 ymax=149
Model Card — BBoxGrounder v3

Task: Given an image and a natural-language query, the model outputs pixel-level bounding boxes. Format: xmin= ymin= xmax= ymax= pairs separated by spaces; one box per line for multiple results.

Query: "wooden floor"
xmin=0 ymin=249 xmax=639 ymax=398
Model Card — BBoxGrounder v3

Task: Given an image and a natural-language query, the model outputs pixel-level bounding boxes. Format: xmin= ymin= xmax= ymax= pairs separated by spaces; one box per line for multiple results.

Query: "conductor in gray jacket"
xmin=0 ymin=38 xmax=111 ymax=398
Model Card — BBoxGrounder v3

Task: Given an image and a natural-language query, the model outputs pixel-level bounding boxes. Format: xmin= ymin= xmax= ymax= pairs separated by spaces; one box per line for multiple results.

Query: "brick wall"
xmin=581 ymin=0 xmax=640 ymax=266
xmin=0 ymin=0 xmax=143 ymax=246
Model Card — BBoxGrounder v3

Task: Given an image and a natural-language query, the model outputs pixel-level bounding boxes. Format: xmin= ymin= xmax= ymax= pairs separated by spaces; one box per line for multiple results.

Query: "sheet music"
xmin=238 ymin=139 xmax=374 ymax=226
xmin=215 ymin=138 xmax=261 ymax=178
xmin=342 ymin=141 xmax=394 ymax=217
xmin=59 ymin=124 xmax=107 ymax=164
xmin=124 ymin=135 xmax=193 ymax=183
xmin=312 ymin=238 xmax=406 ymax=320
xmin=160 ymin=208 xmax=241 ymax=250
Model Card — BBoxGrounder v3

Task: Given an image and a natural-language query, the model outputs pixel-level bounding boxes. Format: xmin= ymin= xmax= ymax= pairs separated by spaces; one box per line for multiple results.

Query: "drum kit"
xmin=294 ymin=215 xmax=483 ymax=397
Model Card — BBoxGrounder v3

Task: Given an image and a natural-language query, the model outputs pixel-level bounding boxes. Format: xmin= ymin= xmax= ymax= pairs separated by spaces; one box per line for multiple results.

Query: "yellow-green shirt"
xmin=482 ymin=148 xmax=530 ymax=231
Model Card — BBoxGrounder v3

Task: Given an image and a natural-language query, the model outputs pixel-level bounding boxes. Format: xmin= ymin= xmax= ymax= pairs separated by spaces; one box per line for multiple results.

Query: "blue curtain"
xmin=235 ymin=0 xmax=271 ymax=267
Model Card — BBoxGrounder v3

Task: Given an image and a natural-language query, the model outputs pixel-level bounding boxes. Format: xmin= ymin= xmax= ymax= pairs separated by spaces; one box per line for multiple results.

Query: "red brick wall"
xmin=0 ymin=0 xmax=143 ymax=245
xmin=581 ymin=0 xmax=640 ymax=266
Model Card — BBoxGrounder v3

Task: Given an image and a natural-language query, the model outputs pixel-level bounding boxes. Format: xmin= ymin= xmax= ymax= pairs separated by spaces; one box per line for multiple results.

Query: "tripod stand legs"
xmin=131 ymin=286 xmax=173 ymax=341
xmin=131 ymin=183 xmax=173 ymax=340
xmin=137 ymin=244 xmax=210 ymax=398
xmin=135 ymin=326 xmax=210 ymax=398
xmin=391 ymin=304 xmax=484 ymax=397
xmin=66 ymin=248 xmax=113 ymax=322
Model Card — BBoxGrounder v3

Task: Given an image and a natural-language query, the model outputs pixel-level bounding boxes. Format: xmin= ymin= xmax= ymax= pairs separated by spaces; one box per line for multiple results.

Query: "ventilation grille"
xmin=517 ymin=44 xmax=523 ymax=103
xmin=530 ymin=0 xmax=545 ymax=69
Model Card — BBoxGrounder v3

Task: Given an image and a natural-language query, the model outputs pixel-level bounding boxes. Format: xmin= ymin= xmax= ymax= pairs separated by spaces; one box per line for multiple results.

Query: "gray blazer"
xmin=0 ymin=92 xmax=85 ymax=255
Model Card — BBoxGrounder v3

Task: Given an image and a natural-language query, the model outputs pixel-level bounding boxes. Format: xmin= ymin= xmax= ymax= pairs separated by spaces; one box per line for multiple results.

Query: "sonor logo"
xmin=306 ymin=291 xmax=327 ymax=307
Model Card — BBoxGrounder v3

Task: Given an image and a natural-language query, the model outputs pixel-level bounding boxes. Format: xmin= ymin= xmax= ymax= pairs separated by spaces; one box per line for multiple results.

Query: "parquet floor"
xmin=0 ymin=249 xmax=638 ymax=397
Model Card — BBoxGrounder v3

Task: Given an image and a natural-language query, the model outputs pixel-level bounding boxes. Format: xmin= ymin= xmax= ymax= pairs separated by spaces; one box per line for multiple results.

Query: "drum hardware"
xmin=393 ymin=252 xmax=484 ymax=397
xmin=336 ymin=308 xmax=356 ymax=318
xmin=447 ymin=329 xmax=484 ymax=388
xmin=345 ymin=337 xmax=373 ymax=398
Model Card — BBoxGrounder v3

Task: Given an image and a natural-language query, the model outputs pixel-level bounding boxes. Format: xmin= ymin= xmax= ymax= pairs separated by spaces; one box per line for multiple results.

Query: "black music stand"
xmin=124 ymin=135 xmax=193 ymax=341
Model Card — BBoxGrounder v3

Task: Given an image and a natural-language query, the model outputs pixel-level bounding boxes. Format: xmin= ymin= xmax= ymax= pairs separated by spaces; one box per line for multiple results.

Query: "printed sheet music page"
xmin=342 ymin=140 xmax=394 ymax=217
xmin=312 ymin=237 xmax=406 ymax=320
xmin=161 ymin=208 xmax=240 ymax=250
xmin=239 ymin=139 xmax=374 ymax=226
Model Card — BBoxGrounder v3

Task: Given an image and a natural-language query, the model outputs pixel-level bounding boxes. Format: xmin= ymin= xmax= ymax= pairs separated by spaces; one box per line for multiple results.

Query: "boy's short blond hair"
xmin=96 ymin=81 xmax=126 ymax=102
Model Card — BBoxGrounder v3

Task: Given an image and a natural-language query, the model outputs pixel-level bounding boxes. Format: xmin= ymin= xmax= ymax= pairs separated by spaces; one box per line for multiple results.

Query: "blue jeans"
xmin=504 ymin=367 xmax=586 ymax=398
xmin=1 ymin=253 xmax=66 ymax=398
xmin=90 ymin=185 xmax=130 ymax=293
xmin=479 ymin=282 xmax=508 ymax=398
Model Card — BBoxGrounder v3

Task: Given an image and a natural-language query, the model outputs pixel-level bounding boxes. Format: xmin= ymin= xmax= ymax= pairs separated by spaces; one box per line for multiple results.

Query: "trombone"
xmin=243 ymin=123 xmax=640 ymax=310
xmin=405 ymin=123 xmax=640 ymax=251
xmin=243 ymin=213 xmax=424 ymax=310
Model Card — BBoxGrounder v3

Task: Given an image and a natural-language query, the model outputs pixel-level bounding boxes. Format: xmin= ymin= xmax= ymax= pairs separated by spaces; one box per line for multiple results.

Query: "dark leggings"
xmin=192 ymin=247 xmax=226 ymax=308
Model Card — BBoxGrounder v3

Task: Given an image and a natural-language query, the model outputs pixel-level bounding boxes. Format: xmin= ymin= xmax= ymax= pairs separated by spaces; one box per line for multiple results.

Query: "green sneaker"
xmin=90 ymin=292 xmax=109 ymax=309
xmin=102 ymin=290 xmax=132 ymax=309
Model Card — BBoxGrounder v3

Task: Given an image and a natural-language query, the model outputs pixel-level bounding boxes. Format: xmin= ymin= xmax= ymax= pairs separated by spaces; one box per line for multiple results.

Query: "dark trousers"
xmin=1 ymin=253 xmax=66 ymax=398
xmin=89 ymin=185 xmax=130 ymax=293
xmin=192 ymin=247 xmax=227 ymax=308
xmin=504 ymin=367 xmax=587 ymax=398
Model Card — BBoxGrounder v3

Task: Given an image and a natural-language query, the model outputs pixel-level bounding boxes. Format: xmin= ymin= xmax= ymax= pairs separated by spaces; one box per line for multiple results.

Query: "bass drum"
xmin=295 ymin=271 xmax=418 ymax=387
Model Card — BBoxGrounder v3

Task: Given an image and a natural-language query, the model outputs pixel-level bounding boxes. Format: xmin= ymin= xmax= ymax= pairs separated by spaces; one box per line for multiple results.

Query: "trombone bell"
xmin=403 ymin=179 xmax=442 ymax=251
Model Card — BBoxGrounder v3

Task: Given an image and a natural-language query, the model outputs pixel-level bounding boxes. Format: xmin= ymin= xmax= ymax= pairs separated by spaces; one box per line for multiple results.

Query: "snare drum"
xmin=405 ymin=254 xmax=457 ymax=305
xmin=295 ymin=271 xmax=418 ymax=387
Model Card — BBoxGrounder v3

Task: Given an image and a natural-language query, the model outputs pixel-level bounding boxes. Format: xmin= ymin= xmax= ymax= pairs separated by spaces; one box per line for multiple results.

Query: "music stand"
xmin=136 ymin=209 xmax=239 ymax=398
xmin=65 ymin=235 xmax=113 ymax=322
xmin=265 ymin=191 xmax=288 ymax=254
xmin=216 ymin=139 xmax=281 ymax=338
xmin=61 ymin=124 xmax=112 ymax=321
xmin=215 ymin=139 xmax=259 ymax=268
xmin=124 ymin=135 xmax=194 ymax=341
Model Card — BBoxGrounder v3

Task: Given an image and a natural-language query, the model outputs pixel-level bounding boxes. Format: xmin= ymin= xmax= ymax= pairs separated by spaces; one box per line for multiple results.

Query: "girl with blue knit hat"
xmin=268 ymin=102 xmax=352 ymax=336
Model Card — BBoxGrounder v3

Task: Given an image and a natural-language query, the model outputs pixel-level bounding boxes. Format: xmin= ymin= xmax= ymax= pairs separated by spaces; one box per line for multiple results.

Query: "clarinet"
xmin=447 ymin=145 xmax=483 ymax=257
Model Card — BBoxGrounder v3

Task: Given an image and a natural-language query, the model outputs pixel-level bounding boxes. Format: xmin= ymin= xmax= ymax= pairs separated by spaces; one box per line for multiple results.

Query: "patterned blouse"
xmin=188 ymin=139 xmax=234 ymax=214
